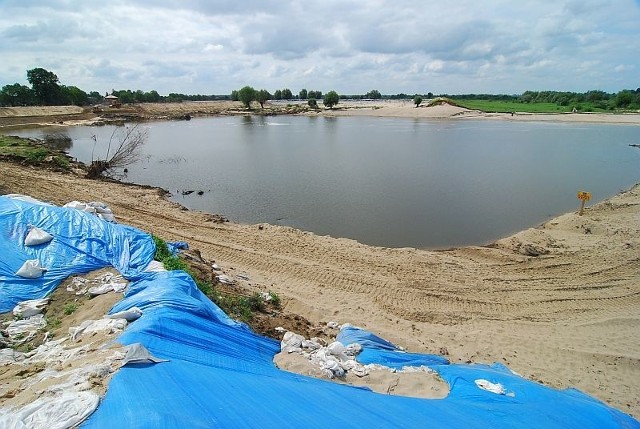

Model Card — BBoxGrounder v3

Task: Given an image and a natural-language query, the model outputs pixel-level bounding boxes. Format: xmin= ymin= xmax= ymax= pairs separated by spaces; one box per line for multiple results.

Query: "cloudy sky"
xmin=1 ymin=0 xmax=638 ymax=96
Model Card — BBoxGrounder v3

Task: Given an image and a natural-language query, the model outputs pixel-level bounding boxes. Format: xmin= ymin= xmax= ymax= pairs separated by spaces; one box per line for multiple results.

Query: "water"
xmin=7 ymin=116 xmax=640 ymax=249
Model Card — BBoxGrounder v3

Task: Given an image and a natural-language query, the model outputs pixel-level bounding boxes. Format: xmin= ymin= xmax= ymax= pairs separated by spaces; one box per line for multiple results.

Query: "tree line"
xmin=1 ymin=67 xmax=639 ymax=110
xmin=445 ymin=89 xmax=640 ymax=110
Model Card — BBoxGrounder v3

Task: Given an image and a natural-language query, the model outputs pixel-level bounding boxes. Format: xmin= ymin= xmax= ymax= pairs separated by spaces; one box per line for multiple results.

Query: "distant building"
xmin=104 ymin=94 xmax=120 ymax=107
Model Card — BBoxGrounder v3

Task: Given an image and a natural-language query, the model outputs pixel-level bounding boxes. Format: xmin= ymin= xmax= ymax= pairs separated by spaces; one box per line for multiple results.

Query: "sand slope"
xmin=1 ymin=162 xmax=638 ymax=418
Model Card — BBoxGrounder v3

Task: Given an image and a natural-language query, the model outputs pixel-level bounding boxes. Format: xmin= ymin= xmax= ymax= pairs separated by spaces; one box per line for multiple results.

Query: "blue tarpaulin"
xmin=0 ymin=195 xmax=155 ymax=312
xmin=1 ymin=195 xmax=638 ymax=428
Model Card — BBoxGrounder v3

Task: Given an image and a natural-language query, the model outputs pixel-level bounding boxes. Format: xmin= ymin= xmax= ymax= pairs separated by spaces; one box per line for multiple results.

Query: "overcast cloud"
xmin=0 ymin=0 xmax=638 ymax=95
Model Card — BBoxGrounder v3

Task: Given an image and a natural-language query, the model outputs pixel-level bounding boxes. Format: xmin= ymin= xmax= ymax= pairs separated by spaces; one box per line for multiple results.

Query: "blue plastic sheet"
xmin=167 ymin=240 xmax=188 ymax=255
xmin=1 ymin=195 xmax=637 ymax=428
xmin=338 ymin=325 xmax=449 ymax=368
xmin=0 ymin=195 xmax=155 ymax=313
xmin=85 ymin=270 xmax=640 ymax=428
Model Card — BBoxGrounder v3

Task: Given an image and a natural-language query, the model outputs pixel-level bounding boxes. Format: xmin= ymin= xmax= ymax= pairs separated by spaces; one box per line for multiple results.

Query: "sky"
xmin=0 ymin=0 xmax=638 ymax=96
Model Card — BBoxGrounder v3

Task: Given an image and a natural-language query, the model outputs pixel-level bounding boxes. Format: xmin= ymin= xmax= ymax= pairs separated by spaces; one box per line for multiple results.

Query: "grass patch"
xmin=451 ymin=99 xmax=614 ymax=113
xmin=152 ymin=234 xmax=277 ymax=323
xmin=46 ymin=316 xmax=62 ymax=331
xmin=152 ymin=234 xmax=214 ymax=296
xmin=0 ymin=135 xmax=72 ymax=170
xmin=268 ymin=291 xmax=281 ymax=308
xmin=63 ymin=302 xmax=78 ymax=315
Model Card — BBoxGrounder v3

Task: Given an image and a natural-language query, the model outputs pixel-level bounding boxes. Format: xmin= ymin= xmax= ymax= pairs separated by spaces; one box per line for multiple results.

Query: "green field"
xmin=453 ymin=99 xmax=609 ymax=114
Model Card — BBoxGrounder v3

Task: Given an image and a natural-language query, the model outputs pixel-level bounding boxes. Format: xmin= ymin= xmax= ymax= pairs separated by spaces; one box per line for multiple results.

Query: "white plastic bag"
xmin=24 ymin=225 xmax=53 ymax=246
xmin=16 ymin=259 xmax=46 ymax=278
xmin=107 ymin=307 xmax=143 ymax=322
xmin=0 ymin=391 xmax=99 ymax=429
xmin=13 ymin=298 xmax=49 ymax=318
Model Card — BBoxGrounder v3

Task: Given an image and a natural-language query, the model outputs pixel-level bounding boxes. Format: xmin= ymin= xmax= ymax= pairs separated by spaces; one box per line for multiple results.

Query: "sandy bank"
xmin=1 ymin=161 xmax=638 ymax=417
xmin=2 ymin=101 xmax=640 ymax=128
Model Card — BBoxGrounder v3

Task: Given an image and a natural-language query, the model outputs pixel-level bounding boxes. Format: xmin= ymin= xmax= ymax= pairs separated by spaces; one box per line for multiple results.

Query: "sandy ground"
xmin=2 ymin=100 xmax=640 ymax=127
xmin=1 ymin=161 xmax=638 ymax=418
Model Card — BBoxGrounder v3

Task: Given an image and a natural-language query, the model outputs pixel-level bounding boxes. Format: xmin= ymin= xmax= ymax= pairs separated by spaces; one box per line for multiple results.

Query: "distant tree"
xmin=27 ymin=67 xmax=62 ymax=105
xmin=145 ymin=90 xmax=161 ymax=103
xmin=273 ymin=89 xmax=282 ymax=100
xmin=299 ymin=88 xmax=308 ymax=100
xmin=413 ymin=95 xmax=422 ymax=107
xmin=308 ymin=98 xmax=318 ymax=109
xmin=256 ymin=89 xmax=270 ymax=108
xmin=323 ymin=90 xmax=339 ymax=109
xmin=0 ymin=83 xmax=36 ymax=106
xmin=308 ymin=90 xmax=322 ymax=99
xmin=615 ymin=90 xmax=634 ymax=108
xmin=88 ymin=91 xmax=103 ymax=104
xmin=365 ymin=89 xmax=381 ymax=99
xmin=60 ymin=85 xmax=88 ymax=106
xmin=238 ymin=86 xmax=256 ymax=108
xmin=427 ymin=92 xmax=434 ymax=99
xmin=281 ymin=88 xmax=293 ymax=100
xmin=230 ymin=90 xmax=239 ymax=101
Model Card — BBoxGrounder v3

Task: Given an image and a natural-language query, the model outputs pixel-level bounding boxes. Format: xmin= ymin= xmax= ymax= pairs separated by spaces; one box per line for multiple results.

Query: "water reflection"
xmin=5 ymin=117 xmax=640 ymax=249
xmin=43 ymin=133 xmax=72 ymax=151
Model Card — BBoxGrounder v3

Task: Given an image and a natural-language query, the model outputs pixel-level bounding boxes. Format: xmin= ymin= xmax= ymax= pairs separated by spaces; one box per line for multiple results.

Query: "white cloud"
xmin=0 ymin=0 xmax=639 ymax=94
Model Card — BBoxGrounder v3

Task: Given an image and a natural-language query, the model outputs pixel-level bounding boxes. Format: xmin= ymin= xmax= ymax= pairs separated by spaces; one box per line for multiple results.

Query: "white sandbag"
xmin=327 ymin=341 xmax=346 ymax=356
xmin=15 ymin=259 xmax=46 ymax=278
xmin=321 ymin=358 xmax=346 ymax=378
xmin=87 ymin=283 xmax=115 ymax=297
xmin=475 ymin=379 xmax=506 ymax=395
xmin=216 ymin=274 xmax=235 ymax=285
xmin=13 ymin=298 xmax=49 ymax=318
xmin=344 ymin=343 xmax=362 ymax=356
xmin=6 ymin=314 xmax=46 ymax=339
xmin=88 ymin=282 xmax=126 ymax=297
xmin=144 ymin=260 xmax=167 ymax=272
xmin=69 ymin=318 xmax=127 ymax=341
xmin=24 ymin=225 xmax=53 ymax=246
xmin=97 ymin=212 xmax=115 ymax=222
xmin=281 ymin=331 xmax=305 ymax=353
xmin=63 ymin=200 xmax=85 ymax=210
xmin=0 ymin=391 xmax=99 ymax=429
xmin=107 ymin=306 xmax=142 ymax=322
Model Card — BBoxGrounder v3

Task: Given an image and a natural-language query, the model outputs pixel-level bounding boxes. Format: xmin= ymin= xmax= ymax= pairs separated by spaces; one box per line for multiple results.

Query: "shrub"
xmin=63 ymin=303 xmax=78 ymax=315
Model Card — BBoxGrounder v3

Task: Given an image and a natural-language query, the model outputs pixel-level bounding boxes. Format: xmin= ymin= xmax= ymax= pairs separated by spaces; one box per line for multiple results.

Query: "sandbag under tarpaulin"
xmin=83 ymin=270 xmax=639 ymax=429
xmin=0 ymin=195 xmax=155 ymax=313
xmin=337 ymin=325 xmax=450 ymax=368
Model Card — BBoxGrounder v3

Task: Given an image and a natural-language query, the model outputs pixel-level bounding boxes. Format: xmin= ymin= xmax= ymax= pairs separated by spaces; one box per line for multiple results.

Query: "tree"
xmin=615 ymin=90 xmax=634 ymax=108
xmin=27 ymin=67 xmax=62 ymax=105
xmin=308 ymin=98 xmax=318 ymax=109
xmin=308 ymin=90 xmax=322 ymax=99
xmin=323 ymin=90 xmax=339 ymax=109
xmin=299 ymin=88 xmax=308 ymax=100
xmin=0 ymin=83 xmax=36 ymax=106
xmin=230 ymin=90 xmax=239 ymax=101
xmin=413 ymin=95 xmax=422 ymax=107
xmin=87 ymin=124 xmax=148 ymax=179
xmin=365 ymin=89 xmax=381 ymax=99
xmin=88 ymin=91 xmax=103 ymax=104
xmin=256 ymin=89 xmax=270 ymax=108
xmin=281 ymin=88 xmax=293 ymax=100
xmin=238 ymin=86 xmax=256 ymax=108
xmin=273 ymin=89 xmax=282 ymax=100
xmin=60 ymin=85 xmax=88 ymax=106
